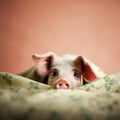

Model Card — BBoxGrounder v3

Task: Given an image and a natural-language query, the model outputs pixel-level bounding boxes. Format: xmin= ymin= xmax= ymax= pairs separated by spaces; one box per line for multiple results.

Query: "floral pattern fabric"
xmin=0 ymin=70 xmax=120 ymax=120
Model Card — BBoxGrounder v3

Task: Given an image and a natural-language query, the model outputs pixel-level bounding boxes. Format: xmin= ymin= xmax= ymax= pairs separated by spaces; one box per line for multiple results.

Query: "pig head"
xmin=32 ymin=52 xmax=105 ymax=89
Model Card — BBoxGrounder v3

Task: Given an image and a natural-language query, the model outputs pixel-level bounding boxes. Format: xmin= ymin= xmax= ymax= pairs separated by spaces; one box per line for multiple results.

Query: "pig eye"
xmin=73 ymin=70 xmax=79 ymax=80
xmin=52 ymin=69 xmax=58 ymax=77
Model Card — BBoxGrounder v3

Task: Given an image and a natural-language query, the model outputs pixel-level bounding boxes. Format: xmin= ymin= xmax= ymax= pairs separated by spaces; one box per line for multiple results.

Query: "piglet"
xmin=32 ymin=52 xmax=105 ymax=89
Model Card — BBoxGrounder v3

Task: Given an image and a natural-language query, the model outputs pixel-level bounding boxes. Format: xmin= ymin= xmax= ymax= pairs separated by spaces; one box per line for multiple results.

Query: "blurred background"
xmin=0 ymin=0 xmax=120 ymax=75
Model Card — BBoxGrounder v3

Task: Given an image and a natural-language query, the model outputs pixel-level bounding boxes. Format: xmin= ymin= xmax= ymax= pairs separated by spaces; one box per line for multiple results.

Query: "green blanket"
xmin=0 ymin=67 xmax=120 ymax=120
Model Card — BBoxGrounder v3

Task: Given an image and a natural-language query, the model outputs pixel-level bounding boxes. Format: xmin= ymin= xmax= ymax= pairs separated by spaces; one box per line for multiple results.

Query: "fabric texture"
xmin=0 ymin=66 xmax=120 ymax=120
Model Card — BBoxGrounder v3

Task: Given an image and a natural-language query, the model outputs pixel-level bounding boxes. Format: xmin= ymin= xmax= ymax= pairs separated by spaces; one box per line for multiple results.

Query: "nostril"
xmin=59 ymin=83 xmax=62 ymax=86
xmin=65 ymin=83 xmax=69 ymax=87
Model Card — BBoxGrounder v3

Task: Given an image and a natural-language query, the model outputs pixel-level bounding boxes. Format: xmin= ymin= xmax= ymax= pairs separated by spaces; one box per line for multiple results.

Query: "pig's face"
xmin=32 ymin=52 xmax=98 ymax=89
xmin=47 ymin=55 xmax=83 ymax=89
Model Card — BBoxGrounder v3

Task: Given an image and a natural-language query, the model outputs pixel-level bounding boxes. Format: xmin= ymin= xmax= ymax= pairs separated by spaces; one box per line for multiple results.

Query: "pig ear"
xmin=75 ymin=56 xmax=97 ymax=82
xmin=32 ymin=52 xmax=58 ymax=77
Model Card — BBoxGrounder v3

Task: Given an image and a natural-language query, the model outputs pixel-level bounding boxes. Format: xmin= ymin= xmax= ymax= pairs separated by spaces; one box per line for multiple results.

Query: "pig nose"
xmin=55 ymin=79 xmax=71 ymax=89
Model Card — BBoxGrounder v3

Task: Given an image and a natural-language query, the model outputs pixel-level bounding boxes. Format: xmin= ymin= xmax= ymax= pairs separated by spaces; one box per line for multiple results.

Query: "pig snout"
xmin=54 ymin=79 xmax=71 ymax=89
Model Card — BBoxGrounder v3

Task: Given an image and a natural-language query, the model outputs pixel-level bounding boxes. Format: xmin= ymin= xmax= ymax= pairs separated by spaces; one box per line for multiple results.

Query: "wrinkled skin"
xmin=32 ymin=52 xmax=105 ymax=89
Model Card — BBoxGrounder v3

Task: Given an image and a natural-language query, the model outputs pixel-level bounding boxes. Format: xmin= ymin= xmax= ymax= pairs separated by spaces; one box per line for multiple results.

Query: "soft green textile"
xmin=0 ymin=68 xmax=120 ymax=120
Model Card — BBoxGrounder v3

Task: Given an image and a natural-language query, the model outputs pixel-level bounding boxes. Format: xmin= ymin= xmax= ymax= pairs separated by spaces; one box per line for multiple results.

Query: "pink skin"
xmin=48 ymin=67 xmax=83 ymax=89
xmin=32 ymin=52 xmax=105 ymax=89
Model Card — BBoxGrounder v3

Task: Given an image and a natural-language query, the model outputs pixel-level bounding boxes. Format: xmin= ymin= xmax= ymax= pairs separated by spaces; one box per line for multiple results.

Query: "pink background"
xmin=0 ymin=0 xmax=120 ymax=75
